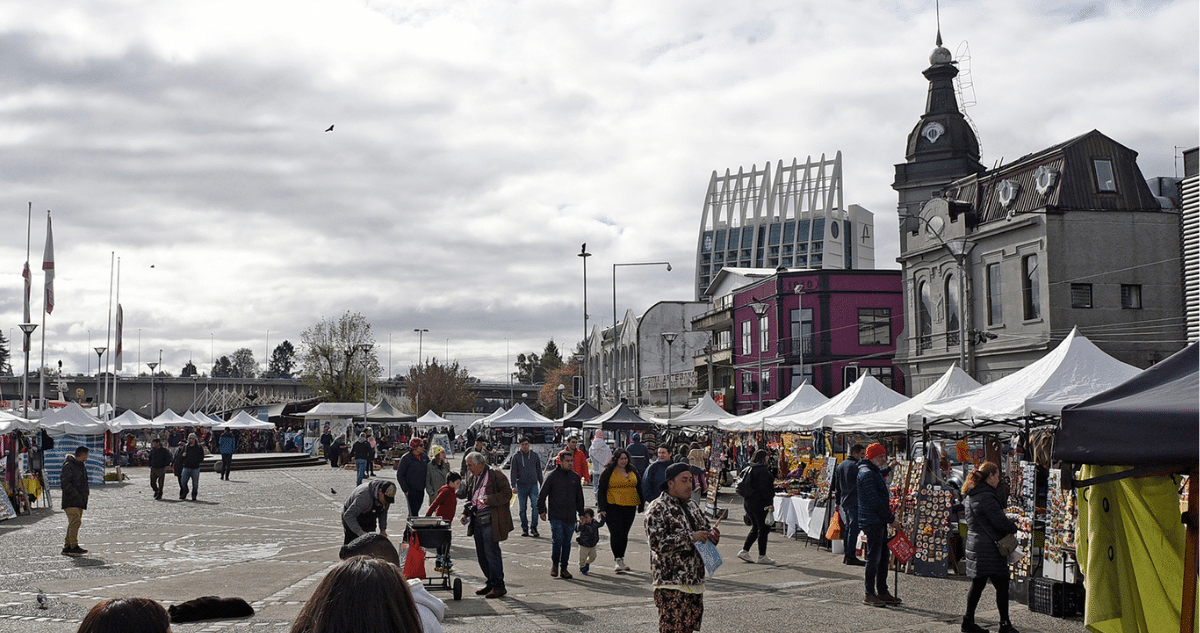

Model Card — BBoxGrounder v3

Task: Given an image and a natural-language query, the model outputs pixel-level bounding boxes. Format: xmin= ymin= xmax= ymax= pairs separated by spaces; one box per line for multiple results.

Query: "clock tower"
xmin=892 ymin=32 xmax=985 ymax=252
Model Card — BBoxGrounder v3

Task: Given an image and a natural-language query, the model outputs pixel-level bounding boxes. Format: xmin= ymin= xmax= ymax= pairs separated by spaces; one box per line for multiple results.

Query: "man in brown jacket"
xmin=461 ymin=451 xmax=513 ymax=599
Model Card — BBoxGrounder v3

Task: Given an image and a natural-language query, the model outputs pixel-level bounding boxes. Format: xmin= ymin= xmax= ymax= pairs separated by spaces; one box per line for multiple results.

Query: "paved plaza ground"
xmin=0 ymin=463 xmax=1086 ymax=632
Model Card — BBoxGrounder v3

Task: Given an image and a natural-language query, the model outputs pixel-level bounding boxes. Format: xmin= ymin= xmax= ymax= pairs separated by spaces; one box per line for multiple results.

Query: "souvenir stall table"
xmin=772 ymin=493 xmax=824 ymax=538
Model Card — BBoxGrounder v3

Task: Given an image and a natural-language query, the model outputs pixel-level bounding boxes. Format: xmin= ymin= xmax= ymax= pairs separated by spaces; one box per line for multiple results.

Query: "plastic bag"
xmin=825 ymin=509 xmax=842 ymax=540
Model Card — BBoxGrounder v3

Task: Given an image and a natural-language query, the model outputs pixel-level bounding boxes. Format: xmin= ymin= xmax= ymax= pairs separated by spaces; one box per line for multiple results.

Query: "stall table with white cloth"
xmin=772 ymin=494 xmax=826 ymax=539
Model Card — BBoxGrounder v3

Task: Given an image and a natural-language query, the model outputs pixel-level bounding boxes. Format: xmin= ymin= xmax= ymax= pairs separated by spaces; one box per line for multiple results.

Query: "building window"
xmin=759 ymin=315 xmax=770 ymax=353
xmin=917 ymin=280 xmax=933 ymax=351
xmin=741 ymin=371 xmax=755 ymax=394
xmin=791 ymin=364 xmax=813 ymax=391
xmin=741 ymin=321 xmax=752 ymax=355
xmin=1094 ymin=159 xmax=1117 ymax=192
xmin=788 ymin=308 xmax=813 ymax=356
xmin=1121 ymin=284 xmax=1142 ymax=309
xmin=858 ymin=308 xmax=891 ymax=345
xmin=986 ymin=263 xmax=1003 ymax=326
xmin=945 ymin=273 xmax=960 ymax=346
xmin=1022 ymin=254 xmax=1041 ymax=320
xmin=760 ymin=369 xmax=771 ymax=399
xmin=1071 ymin=283 xmax=1093 ymax=309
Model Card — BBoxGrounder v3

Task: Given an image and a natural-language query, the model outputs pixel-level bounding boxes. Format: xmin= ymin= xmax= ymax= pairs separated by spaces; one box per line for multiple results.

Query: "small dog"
xmin=167 ymin=596 xmax=254 ymax=622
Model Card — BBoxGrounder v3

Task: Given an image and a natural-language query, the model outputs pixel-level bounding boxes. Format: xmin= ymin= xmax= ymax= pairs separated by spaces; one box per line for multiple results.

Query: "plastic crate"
xmin=1030 ymin=578 xmax=1064 ymax=617
xmin=1062 ymin=582 xmax=1084 ymax=618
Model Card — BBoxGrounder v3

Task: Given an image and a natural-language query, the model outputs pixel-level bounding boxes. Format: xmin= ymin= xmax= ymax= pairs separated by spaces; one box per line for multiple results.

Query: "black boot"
xmin=997 ymin=622 xmax=1018 ymax=633
xmin=961 ymin=616 xmax=989 ymax=633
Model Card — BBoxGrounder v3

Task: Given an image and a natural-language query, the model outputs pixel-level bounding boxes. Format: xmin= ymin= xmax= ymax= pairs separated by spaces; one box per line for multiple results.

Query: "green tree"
xmin=406 ymin=358 xmax=475 ymax=416
xmin=180 ymin=361 xmax=197 ymax=377
xmin=300 ymin=311 xmax=381 ymax=402
xmin=266 ymin=340 xmax=296 ymax=378
xmin=212 ymin=356 xmax=233 ymax=378
xmin=230 ymin=348 xmax=257 ymax=378
xmin=539 ymin=339 xmax=563 ymax=376
xmin=514 ymin=352 xmax=541 ymax=384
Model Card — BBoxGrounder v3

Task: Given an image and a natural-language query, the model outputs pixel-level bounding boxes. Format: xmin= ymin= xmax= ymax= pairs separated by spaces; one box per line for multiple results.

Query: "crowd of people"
xmin=62 ymin=424 xmax=1022 ymax=633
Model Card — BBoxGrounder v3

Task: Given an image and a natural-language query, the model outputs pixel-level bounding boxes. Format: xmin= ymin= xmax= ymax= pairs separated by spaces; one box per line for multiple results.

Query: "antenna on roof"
xmin=954 ymin=40 xmax=982 ymax=154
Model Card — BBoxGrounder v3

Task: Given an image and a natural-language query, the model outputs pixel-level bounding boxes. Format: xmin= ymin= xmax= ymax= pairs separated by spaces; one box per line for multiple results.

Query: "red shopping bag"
xmin=404 ymin=533 xmax=427 ymax=579
xmin=888 ymin=529 xmax=914 ymax=564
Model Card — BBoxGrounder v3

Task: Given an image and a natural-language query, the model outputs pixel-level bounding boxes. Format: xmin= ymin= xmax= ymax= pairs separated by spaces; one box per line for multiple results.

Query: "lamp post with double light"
xmin=661 ymin=332 xmax=678 ymax=421
xmin=359 ymin=344 xmax=373 ymax=429
xmin=19 ymin=324 xmax=37 ymax=419
xmin=93 ymin=346 xmax=106 ymax=419
xmin=750 ymin=300 xmax=769 ymax=435
xmin=611 ymin=261 xmax=671 ymax=407
xmin=147 ymin=360 xmax=158 ymax=420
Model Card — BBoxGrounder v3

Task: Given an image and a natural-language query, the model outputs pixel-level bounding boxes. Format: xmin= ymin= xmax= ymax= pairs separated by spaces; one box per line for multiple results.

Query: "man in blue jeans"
xmin=350 ymin=432 xmax=372 ymax=486
xmin=857 ymin=443 xmax=902 ymax=607
xmin=538 ymin=450 xmax=585 ymax=579
xmin=462 ymin=451 xmax=514 ymax=599
xmin=509 ymin=436 xmax=543 ymax=537
xmin=832 ymin=443 xmax=866 ymax=565
xmin=217 ymin=428 xmax=236 ymax=481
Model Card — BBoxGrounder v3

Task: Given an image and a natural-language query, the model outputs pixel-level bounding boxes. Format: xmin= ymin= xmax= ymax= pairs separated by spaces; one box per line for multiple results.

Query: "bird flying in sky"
xmin=325 ymin=125 xmax=334 ymax=132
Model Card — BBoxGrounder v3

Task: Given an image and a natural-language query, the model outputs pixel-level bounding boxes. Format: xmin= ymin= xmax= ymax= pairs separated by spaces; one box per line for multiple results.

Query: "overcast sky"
xmin=1 ymin=0 xmax=1195 ymax=385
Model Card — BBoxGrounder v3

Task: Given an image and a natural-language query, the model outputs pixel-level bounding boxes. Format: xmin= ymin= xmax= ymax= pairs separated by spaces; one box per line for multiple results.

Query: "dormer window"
xmin=1094 ymin=159 xmax=1117 ymax=192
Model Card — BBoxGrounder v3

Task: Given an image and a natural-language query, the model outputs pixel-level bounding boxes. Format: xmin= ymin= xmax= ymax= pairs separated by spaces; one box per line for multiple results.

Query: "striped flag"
xmin=42 ymin=214 xmax=54 ymax=314
xmin=115 ymin=304 xmax=123 ymax=371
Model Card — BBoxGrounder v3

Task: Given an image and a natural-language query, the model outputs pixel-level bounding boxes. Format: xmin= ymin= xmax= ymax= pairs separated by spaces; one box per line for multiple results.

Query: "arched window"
xmin=945 ymin=273 xmax=960 ymax=346
xmin=917 ymin=280 xmax=933 ymax=352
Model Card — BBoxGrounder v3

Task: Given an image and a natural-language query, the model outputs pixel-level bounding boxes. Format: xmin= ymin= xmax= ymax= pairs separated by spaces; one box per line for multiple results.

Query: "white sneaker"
xmin=756 ymin=555 xmax=776 ymax=565
xmin=736 ymin=550 xmax=754 ymax=563
xmin=614 ymin=557 xmax=630 ymax=571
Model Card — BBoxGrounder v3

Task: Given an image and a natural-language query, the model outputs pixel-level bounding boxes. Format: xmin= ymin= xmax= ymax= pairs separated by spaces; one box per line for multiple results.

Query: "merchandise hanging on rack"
xmin=1006 ymin=461 xmax=1038 ymax=579
xmin=1043 ymin=468 xmax=1078 ymax=581
xmin=911 ymin=485 xmax=954 ymax=578
xmin=813 ymin=456 xmax=836 ymax=503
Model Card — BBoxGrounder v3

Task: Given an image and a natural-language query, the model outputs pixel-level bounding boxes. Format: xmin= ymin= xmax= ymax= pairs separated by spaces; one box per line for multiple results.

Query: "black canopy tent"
xmin=1056 ymin=343 xmax=1198 ymax=633
xmin=582 ymin=402 xmax=652 ymax=431
xmin=557 ymin=402 xmax=601 ymax=429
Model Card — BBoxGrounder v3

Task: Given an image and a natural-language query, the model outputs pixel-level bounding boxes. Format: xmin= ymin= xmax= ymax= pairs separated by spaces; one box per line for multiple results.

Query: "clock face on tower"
xmin=922 ymin=121 xmax=945 ymax=144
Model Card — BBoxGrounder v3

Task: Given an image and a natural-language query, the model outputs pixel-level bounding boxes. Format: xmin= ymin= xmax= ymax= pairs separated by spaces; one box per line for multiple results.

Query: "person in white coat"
xmin=588 ymin=431 xmax=612 ymax=496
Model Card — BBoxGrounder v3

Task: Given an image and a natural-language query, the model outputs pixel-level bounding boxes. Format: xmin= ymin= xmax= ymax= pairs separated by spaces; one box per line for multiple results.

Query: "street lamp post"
xmin=147 ymin=360 xmax=158 ymax=420
xmin=413 ymin=329 xmax=427 ymax=416
xmin=94 ymin=346 xmax=106 ymax=417
xmin=611 ymin=261 xmax=671 ymax=407
xmin=578 ymin=244 xmax=591 ymax=408
xmin=556 ymin=383 xmax=565 ymax=418
xmin=661 ymin=332 xmax=678 ymax=421
xmin=750 ymin=300 xmax=769 ymax=431
xmin=19 ymin=324 xmax=37 ymax=419
xmin=359 ymin=346 xmax=372 ymax=429
xmin=912 ymin=209 xmax=976 ymax=373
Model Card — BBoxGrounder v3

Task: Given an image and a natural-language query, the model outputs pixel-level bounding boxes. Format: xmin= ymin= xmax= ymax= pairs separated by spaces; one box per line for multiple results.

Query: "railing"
xmin=779 ymin=335 xmax=814 ymax=357
xmin=918 ymin=335 xmax=933 ymax=352
xmin=946 ymin=330 xmax=960 ymax=347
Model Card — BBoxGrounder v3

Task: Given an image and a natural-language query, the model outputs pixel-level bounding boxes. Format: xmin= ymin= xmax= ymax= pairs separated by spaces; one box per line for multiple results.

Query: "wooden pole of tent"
xmin=1182 ymin=468 xmax=1197 ymax=633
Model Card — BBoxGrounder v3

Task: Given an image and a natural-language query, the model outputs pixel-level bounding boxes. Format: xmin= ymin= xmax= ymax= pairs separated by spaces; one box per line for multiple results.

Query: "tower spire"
xmin=936 ymin=0 xmax=943 ymax=46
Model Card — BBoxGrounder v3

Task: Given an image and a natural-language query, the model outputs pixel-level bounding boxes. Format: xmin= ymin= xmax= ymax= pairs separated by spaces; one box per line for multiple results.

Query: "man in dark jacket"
xmin=147 ymin=438 xmax=172 ymax=500
xmin=509 ymin=436 xmax=543 ymax=537
xmin=320 ymin=428 xmax=335 ymax=467
xmin=179 ymin=433 xmax=205 ymax=501
xmin=60 ymin=446 xmax=90 ymax=556
xmin=641 ymin=446 xmax=673 ymax=502
xmin=341 ymin=480 xmax=397 ymax=544
xmin=217 ymin=427 xmax=236 ymax=481
xmin=396 ymin=438 xmax=430 ymax=517
xmin=351 ymin=432 xmax=372 ymax=486
xmin=831 ymin=444 xmax=866 ymax=566
xmin=462 ymin=451 xmax=514 ymax=599
xmin=625 ymin=434 xmax=649 ymax=480
xmin=736 ymin=449 xmax=776 ymax=565
xmin=857 ymin=443 xmax=901 ymax=607
xmin=537 ymin=450 xmax=585 ymax=579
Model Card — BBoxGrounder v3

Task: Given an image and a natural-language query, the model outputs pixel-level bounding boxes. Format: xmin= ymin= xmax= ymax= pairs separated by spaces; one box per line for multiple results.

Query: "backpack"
xmin=735 ymin=465 xmax=755 ymax=498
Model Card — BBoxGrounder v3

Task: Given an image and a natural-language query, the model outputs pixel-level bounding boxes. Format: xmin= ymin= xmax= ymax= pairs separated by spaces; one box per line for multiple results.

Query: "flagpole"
xmin=104 ymin=252 xmax=114 ymax=422
xmin=38 ymin=210 xmax=51 ymax=411
xmin=114 ymin=258 xmax=121 ymax=421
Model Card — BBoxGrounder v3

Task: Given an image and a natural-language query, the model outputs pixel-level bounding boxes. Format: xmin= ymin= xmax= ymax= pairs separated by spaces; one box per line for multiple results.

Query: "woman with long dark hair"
xmin=961 ymin=462 xmax=1019 ymax=633
xmin=595 ymin=447 xmax=644 ymax=573
xmin=291 ymin=556 xmax=424 ymax=633
xmin=77 ymin=598 xmax=170 ymax=633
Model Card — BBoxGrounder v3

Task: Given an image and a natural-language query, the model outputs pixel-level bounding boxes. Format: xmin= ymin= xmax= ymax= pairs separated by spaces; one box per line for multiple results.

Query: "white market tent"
xmin=414 ymin=410 xmax=451 ymax=427
xmin=651 ymin=393 xmax=735 ymax=427
xmin=41 ymin=402 xmax=109 ymax=435
xmin=918 ymin=328 xmax=1142 ymax=431
xmin=486 ymin=403 xmax=555 ymax=428
xmin=107 ymin=409 xmax=156 ymax=431
xmin=829 ymin=365 xmax=980 ymax=433
xmin=765 ymin=374 xmax=910 ymax=432
xmin=717 ymin=381 xmax=829 ymax=432
xmin=185 ymin=410 xmax=220 ymax=426
xmin=0 ymin=410 xmax=37 ymax=434
xmin=153 ymin=409 xmax=196 ymax=427
xmin=213 ymin=411 xmax=276 ymax=430
xmin=468 ymin=407 xmax=507 ymax=433
xmin=41 ymin=403 xmax=108 ymax=486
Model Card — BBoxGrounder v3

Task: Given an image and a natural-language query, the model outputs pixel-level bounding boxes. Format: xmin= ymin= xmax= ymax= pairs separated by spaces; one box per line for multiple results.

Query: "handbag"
xmin=825 ymin=509 xmax=842 ymax=540
xmin=995 ymin=533 xmax=1019 ymax=557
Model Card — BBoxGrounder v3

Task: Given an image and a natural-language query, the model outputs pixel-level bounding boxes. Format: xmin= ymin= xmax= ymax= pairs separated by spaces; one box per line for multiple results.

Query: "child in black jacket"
xmin=575 ymin=508 xmax=606 ymax=574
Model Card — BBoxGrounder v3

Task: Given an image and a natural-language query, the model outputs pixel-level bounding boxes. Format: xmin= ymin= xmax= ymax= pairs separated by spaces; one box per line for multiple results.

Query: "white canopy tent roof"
xmin=918 ymin=328 xmax=1142 ymax=431
xmin=185 ymin=410 xmax=219 ymax=426
xmin=829 ymin=365 xmax=981 ymax=433
xmin=108 ymin=409 xmax=157 ymax=431
xmin=414 ymin=410 xmax=451 ymax=427
xmin=486 ymin=403 xmax=555 ymax=428
xmin=41 ymin=403 xmax=108 ymax=435
xmin=214 ymin=411 xmax=276 ymax=430
xmin=299 ymin=403 xmax=368 ymax=418
xmin=651 ymin=393 xmax=735 ymax=427
xmin=717 ymin=381 xmax=829 ymax=432
xmin=0 ymin=410 xmax=37 ymax=434
xmin=765 ymin=374 xmax=910 ymax=432
xmin=153 ymin=409 xmax=196 ymax=427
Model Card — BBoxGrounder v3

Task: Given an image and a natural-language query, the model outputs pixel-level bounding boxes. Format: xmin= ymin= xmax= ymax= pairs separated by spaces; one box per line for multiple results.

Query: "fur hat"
xmin=865 ymin=443 xmax=886 ymax=461
xmin=409 ymin=438 xmax=423 ymax=449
